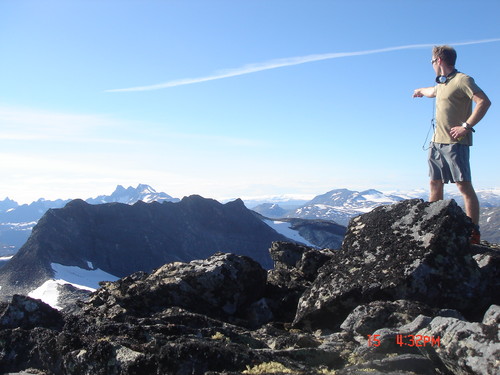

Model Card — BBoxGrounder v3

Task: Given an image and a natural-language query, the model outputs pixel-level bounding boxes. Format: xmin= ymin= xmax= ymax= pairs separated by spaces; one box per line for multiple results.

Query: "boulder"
xmin=416 ymin=304 xmax=500 ymax=375
xmin=293 ymin=199 xmax=483 ymax=330
xmin=84 ymin=252 xmax=268 ymax=325
xmin=340 ymin=300 xmax=438 ymax=338
xmin=0 ymin=294 xmax=63 ymax=331
xmin=472 ymin=243 xmax=500 ymax=307
xmin=265 ymin=242 xmax=334 ymax=322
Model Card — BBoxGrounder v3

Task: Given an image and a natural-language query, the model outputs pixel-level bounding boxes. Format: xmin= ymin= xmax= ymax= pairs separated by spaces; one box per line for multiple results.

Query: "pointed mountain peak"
xmin=87 ymin=184 xmax=178 ymax=205
xmin=112 ymin=185 xmax=127 ymax=193
xmin=136 ymin=184 xmax=156 ymax=194
xmin=0 ymin=197 xmax=19 ymax=212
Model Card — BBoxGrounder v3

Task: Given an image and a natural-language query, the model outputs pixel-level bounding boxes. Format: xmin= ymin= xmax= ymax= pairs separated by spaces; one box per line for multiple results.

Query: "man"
xmin=413 ymin=45 xmax=491 ymax=244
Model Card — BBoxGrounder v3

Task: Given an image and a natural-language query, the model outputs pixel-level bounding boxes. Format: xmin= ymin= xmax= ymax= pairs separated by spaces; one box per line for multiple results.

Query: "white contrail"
xmin=106 ymin=38 xmax=500 ymax=93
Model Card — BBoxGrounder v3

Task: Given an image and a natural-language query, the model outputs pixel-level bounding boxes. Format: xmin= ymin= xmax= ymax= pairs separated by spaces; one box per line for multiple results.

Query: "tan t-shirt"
xmin=433 ymin=71 xmax=482 ymax=146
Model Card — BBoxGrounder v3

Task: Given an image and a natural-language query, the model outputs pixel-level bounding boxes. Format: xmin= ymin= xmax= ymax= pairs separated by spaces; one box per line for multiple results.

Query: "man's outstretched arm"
xmin=413 ymin=87 xmax=436 ymax=98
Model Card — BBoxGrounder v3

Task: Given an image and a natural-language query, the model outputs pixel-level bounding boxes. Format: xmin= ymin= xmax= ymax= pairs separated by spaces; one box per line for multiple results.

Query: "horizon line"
xmin=106 ymin=38 xmax=500 ymax=93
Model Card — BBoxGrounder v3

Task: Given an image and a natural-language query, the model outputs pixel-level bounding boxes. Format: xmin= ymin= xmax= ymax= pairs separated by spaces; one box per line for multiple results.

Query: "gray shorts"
xmin=428 ymin=142 xmax=471 ymax=183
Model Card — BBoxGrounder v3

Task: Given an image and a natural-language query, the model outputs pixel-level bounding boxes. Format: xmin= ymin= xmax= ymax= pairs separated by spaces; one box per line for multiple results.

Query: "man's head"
xmin=432 ymin=45 xmax=457 ymax=68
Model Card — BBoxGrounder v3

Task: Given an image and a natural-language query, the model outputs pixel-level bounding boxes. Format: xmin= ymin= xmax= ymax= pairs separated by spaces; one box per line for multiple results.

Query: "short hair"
xmin=433 ymin=45 xmax=457 ymax=67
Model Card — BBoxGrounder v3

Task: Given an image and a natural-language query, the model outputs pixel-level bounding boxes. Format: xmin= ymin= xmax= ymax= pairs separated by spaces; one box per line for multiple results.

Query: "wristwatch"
xmin=462 ymin=122 xmax=475 ymax=133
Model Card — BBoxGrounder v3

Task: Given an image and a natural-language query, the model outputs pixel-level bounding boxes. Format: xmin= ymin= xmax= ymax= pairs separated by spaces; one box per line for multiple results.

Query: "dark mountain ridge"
xmin=0 ymin=184 xmax=179 ymax=256
xmin=0 ymin=195 xmax=294 ymax=299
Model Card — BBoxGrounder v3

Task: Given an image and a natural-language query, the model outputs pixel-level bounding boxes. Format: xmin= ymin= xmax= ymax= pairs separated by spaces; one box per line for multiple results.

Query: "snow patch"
xmin=264 ymin=220 xmax=316 ymax=247
xmin=29 ymin=280 xmax=68 ymax=310
xmin=28 ymin=263 xmax=119 ymax=309
xmin=51 ymin=263 xmax=119 ymax=289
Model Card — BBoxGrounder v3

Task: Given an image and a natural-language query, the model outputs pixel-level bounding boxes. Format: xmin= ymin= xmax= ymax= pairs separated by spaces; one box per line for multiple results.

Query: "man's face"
xmin=431 ymin=56 xmax=440 ymax=75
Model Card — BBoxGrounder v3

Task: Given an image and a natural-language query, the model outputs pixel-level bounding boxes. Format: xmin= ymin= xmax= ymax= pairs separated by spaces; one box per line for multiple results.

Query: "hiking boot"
xmin=470 ymin=229 xmax=481 ymax=245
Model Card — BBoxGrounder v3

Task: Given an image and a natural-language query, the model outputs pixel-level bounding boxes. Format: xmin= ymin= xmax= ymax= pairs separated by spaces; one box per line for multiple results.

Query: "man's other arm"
xmin=450 ymin=91 xmax=491 ymax=139
xmin=467 ymin=91 xmax=491 ymax=127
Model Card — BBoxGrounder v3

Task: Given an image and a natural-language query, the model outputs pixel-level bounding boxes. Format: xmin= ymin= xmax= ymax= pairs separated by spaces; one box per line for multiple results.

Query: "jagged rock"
xmin=269 ymin=241 xmax=312 ymax=270
xmin=350 ymin=314 xmax=433 ymax=365
xmin=84 ymin=252 xmax=268 ymax=326
xmin=58 ymin=283 xmax=92 ymax=315
xmin=0 ymin=325 xmax=61 ymax=373
xmin=482 ymin=303 xmax=500 ymax=325
xmin=0 ymin=295 xmax=63 ymax=330
xmin=269 ymin=241 xmax=335 ymax=274
xmin=265 ymin=242 xmax=334 ymax=322
xmin=352 ymin=310 xmax=461 ymax=367
xmin=472 ymin=243 xmax=500 ymax=307
xmin=416 ymin=304 xmax=500 ymax=375
xmin=293 ymin=199 xmax=484 ymax=331
xmin=340 ymin=300 xmax=438 ymax=338
xmin=337 ymin=353 xmax=437 ymax=375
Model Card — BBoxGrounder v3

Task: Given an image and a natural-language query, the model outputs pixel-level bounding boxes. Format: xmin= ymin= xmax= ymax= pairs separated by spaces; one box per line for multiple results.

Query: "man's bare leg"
xmin=456 ymin=181 xmax=480 ymax=225
xmin=429 ymin=179 xmax=444 ymax=202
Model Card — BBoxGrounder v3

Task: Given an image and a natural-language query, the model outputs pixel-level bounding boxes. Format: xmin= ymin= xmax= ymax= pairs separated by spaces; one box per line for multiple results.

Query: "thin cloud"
xmin=106 ymin=38 xmax=500 ymax=93
xmin=0 ymin=105 xmax=135 ymax=144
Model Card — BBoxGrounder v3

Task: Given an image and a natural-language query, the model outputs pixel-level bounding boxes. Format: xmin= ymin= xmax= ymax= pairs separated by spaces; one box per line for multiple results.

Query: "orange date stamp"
xmin=367 ymin=334 xmax=441 ymax=347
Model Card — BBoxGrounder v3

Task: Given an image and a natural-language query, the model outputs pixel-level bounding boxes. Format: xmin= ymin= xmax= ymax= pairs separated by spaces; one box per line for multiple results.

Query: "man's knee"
xmin=456 ymin=181 xmax=476 ymax=197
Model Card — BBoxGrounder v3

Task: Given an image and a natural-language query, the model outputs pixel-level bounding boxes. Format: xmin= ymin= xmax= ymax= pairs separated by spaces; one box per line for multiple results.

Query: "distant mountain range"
xmin=1 ymin=184 xmax=499 ymax=259
xmin=85 ymin=184 xmax=179 ymax=205
xmin=255 ymin=189 xmax=405 ymax=225
xmin=252 ymin=188 xmax=500 ymax=244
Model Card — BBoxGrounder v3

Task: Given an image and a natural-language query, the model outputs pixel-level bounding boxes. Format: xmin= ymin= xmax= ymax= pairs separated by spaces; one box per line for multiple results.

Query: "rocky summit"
xmin=0 ymin=199 xmax=499 ymax=375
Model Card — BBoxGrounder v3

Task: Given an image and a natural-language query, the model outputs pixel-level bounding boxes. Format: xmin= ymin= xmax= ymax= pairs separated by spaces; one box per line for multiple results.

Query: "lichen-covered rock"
xmin=85 ymin=252 xmax=267 ymax=324
xmin=472 ymin=244 xmax=500 ymax=307
xmin=268 ymin=241 xmax=334 ymax=281
xmin=416 ymin=304 xmax=500 ymax=375
xmin=266 ymin=242 xmax=334 ymax=322
xmin=293 ymin=199 xmax=483 ymax=330
xmin=336 ymin=353 xmax=438 ymax=375
xmin=0 ymin=294 xmax=63 ymax=330
xmin=340 ymin=300 xmax=438 ymax=337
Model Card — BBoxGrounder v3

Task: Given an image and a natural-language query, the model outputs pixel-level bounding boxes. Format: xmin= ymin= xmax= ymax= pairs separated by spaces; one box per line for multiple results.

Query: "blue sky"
xmin=1 ymin=0 xmax=499 ymax=203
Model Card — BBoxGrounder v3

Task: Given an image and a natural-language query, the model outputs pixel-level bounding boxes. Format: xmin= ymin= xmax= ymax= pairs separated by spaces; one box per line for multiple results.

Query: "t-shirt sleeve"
xmin=460 ymin=75 xmax=482 ymax=98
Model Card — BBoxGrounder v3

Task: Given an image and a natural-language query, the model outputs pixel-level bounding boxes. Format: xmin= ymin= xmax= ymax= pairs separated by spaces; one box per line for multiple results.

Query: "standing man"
xmin=413 ymin=45 xmax=491 ymax=244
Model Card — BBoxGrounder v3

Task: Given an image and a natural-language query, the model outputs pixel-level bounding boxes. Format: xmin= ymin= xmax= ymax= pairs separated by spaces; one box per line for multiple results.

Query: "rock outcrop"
xmin=293 ymin=199 xmax=484 ymax=330
xmin=0 ymin=199 xmax=498 ymax=375
xmin=84 ymin=252 xmax=268 ymax=327
xmin=416 ymin=305 xmax=500 ymax=375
